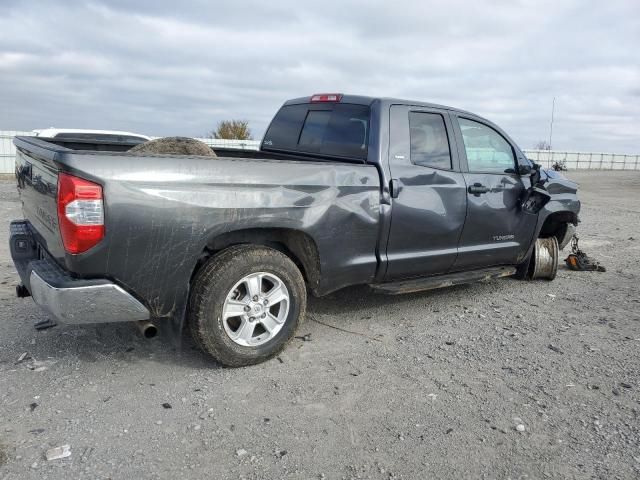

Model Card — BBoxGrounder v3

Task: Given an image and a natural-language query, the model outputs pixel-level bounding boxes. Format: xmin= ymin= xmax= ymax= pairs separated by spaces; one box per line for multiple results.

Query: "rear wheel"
xmin=189 ymin=245 xmax=306 ymax=367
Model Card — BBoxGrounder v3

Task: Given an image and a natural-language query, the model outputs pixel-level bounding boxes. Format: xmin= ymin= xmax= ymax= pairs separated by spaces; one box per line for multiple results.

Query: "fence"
xmin=523 ymin=150 xmax=640 ymax=170
xmin=1 ymin=130 xmax=638 ymax=174
xmin=1 ymin=131 xmax=35 ymax=174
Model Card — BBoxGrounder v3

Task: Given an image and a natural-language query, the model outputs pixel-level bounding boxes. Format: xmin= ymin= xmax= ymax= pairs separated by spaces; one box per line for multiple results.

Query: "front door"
xmin=451 ymin=115 xmax=537 ymax=270
xmin=383 ymin=105 xmax=467 ymax=280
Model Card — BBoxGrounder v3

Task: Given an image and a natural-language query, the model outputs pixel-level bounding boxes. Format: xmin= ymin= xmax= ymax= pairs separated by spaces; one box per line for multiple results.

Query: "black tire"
xmin=189 ymin=244 xmax=306 ymax=367
xmin=513 ymin=250 xmax=533 ymax=280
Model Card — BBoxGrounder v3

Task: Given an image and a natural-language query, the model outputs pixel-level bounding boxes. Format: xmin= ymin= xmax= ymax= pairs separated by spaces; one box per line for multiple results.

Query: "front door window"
xmin=458 ymin=118 xmax=515 ymax=173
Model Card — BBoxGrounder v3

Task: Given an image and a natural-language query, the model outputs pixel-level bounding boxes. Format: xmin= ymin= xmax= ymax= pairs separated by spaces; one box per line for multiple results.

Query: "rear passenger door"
xmin=383 ymin=105 xmax=467 ymax=280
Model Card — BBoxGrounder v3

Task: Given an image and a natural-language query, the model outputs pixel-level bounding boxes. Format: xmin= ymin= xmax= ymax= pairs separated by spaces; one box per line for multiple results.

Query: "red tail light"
xmin=57 ymin=173 xmax=104 ymax=254
xmin=310 ymin=93 xmax=343 ymax=102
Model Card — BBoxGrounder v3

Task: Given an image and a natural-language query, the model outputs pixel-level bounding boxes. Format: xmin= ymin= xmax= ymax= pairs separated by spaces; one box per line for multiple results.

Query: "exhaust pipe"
xmin=16 ymin=284 xmax=31 ymax=298
xmin=137 ymin=320 xmax=158 ymax=339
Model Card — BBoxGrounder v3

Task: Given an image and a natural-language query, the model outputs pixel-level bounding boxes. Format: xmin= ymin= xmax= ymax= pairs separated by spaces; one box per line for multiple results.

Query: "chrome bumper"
xmin=29 ymin=270 xmax=150 ymax=324
xmin=11 ymin=220 xmax=150 ymax=325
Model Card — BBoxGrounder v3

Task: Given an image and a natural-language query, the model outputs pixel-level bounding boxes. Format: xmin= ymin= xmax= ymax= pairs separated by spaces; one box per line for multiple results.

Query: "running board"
xmin=370 ymin=266 xmax=516 ymax=295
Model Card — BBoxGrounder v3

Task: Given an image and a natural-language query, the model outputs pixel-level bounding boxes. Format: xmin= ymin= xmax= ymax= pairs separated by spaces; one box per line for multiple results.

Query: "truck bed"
xmin=13 ymin=135 xmax=382 ymax=321
xmin=39 ymin=136 xmax=369 ymax=163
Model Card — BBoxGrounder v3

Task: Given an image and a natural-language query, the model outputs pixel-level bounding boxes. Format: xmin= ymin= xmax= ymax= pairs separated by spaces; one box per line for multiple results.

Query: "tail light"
xmin=310 ymin=93 xmax=343 ymax=102
xmin=57 ymin=173 xmax=104 ymax=254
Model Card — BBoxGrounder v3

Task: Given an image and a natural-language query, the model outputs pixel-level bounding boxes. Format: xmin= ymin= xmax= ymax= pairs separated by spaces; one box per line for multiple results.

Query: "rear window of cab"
xmin=262 ymin=103 xmax=370 ymax=160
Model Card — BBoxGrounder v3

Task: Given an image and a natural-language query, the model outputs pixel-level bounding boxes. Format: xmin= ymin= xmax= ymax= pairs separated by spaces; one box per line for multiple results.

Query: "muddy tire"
xmin=189 ymin=245 xmax=306 ymax=367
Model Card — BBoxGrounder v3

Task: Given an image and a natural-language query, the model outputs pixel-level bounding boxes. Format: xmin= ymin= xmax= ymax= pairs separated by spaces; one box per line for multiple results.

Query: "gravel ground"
xmin=0 ymin=172 xmax=639 ymax=479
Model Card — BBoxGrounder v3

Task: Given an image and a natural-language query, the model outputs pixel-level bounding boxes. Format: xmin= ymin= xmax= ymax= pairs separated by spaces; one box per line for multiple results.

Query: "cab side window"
xmin=409 ymin=112 xmax=452 ymax=170
xmin=458 ymin=118 xmax=515 ymax=173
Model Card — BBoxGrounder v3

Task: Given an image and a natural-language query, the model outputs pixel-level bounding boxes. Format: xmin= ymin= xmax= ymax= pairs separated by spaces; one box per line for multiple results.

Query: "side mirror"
xmin=517 ymin=164 xmax=532 ymax=175
xmin=521 ymin=186 xmax=551 ymax=214
xmin=530 ymin=162 xmax=544 ymax=187
xmin=520 ymin=163 xmax=549 ymax=214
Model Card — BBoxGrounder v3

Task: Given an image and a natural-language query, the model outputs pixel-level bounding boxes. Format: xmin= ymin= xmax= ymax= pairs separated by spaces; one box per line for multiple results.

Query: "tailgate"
xmin=15 ymin=144 xmax=66 ymax=262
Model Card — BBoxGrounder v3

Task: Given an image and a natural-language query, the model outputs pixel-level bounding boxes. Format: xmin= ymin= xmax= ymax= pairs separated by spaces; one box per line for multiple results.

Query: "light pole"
xmin=548 ymin=97 xmax=555 ymax=150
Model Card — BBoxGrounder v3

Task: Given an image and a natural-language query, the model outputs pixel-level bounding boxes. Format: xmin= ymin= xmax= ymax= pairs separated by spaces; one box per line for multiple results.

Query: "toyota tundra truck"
xmin=10 ymin=94 xmax=580 ymax=366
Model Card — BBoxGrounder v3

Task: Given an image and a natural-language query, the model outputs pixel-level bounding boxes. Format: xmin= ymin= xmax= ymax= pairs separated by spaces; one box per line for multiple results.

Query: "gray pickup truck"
xmin=10 ymin=94 xmax=579 ymax=366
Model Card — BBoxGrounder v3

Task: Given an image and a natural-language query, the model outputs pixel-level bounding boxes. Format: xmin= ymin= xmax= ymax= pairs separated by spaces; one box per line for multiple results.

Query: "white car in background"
xmin=34 ymin=128 xmax=150 ymax=143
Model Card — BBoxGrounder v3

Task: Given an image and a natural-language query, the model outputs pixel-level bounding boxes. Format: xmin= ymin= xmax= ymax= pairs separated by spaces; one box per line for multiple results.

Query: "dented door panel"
xmin=383 ymin=105 xmax=467 ymax=279
xmin=454 ymin=172 xmax=536 ymax=269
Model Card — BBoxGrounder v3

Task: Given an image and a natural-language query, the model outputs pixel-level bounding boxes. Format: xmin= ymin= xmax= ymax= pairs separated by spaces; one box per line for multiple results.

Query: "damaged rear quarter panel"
xmin=61 ymin=153 xmax=381 ymax=319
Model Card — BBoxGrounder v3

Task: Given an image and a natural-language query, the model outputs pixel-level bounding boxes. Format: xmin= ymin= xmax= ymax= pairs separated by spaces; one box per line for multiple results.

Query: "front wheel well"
xmin=539 ymin=211 xmax=577 ymax=241
xmin=191 ymin=228 xmax=321 ymax=291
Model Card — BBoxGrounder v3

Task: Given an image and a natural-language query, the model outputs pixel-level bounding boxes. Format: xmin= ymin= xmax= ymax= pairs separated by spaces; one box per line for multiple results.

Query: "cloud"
xmin=0 ymin=0 xmax=638 ymax=152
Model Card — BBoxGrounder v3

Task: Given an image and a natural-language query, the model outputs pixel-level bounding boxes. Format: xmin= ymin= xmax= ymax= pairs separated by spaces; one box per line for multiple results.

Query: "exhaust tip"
xmin=137 ymin=320 xmax=158 ymax=339
xmin=16 ymin=284 xmax=31 ymax=298
xmin=143 ymin=324 xmax=158 ymax=338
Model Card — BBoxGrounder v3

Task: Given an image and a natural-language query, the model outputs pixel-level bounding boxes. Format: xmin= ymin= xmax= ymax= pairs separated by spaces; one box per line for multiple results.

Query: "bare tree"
xmin=534 ymin=140 xmax=552 ymax=150
xmin=209 ymin=120 xmax=253 ymax=140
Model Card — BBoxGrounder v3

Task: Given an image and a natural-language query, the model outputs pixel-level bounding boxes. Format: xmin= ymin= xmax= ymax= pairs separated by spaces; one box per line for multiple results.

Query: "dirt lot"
xmin=0 ymin=172 xmax=638 ymax=479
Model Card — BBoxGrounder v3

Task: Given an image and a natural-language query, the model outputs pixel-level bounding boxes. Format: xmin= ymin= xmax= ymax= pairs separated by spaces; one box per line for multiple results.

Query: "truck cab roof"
xmin=283 ymin=93 xmax=480 ymax=118
xmin=264 ymin=93 xmax=498 ymax=163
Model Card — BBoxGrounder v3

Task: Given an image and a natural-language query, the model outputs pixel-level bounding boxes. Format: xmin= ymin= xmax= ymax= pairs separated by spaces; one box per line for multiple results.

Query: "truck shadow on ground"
xmin=6 ymin=279 xmax=508 ymax=371
xmin=6 ymin=317 xmax=216 ymax=370
xmin=307 ymin=280 xmax=499 ymax=315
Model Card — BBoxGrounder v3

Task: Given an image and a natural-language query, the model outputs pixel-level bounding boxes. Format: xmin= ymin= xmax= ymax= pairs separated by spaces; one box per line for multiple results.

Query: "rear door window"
xmin=263 ymin=103 xmax=370 ymax=160
xmin=409 ymin=112 xmax=452 ymax=169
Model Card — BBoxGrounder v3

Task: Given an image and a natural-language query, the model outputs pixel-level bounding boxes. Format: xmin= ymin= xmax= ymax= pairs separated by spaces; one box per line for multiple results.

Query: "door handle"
xmin=468 ymin=183 xmax=490 ymax=195
xmin=390 ymin=178 xmax=401 ymax=198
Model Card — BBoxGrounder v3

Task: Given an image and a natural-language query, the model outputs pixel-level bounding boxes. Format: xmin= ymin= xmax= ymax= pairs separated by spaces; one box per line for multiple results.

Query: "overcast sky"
xmin=1 ymin=0 xmax=638 ymax=152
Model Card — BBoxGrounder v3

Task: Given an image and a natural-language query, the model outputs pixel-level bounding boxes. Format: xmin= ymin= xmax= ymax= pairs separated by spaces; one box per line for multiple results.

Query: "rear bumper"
xmin=10 ymin=220 xmax=150 ymax=324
